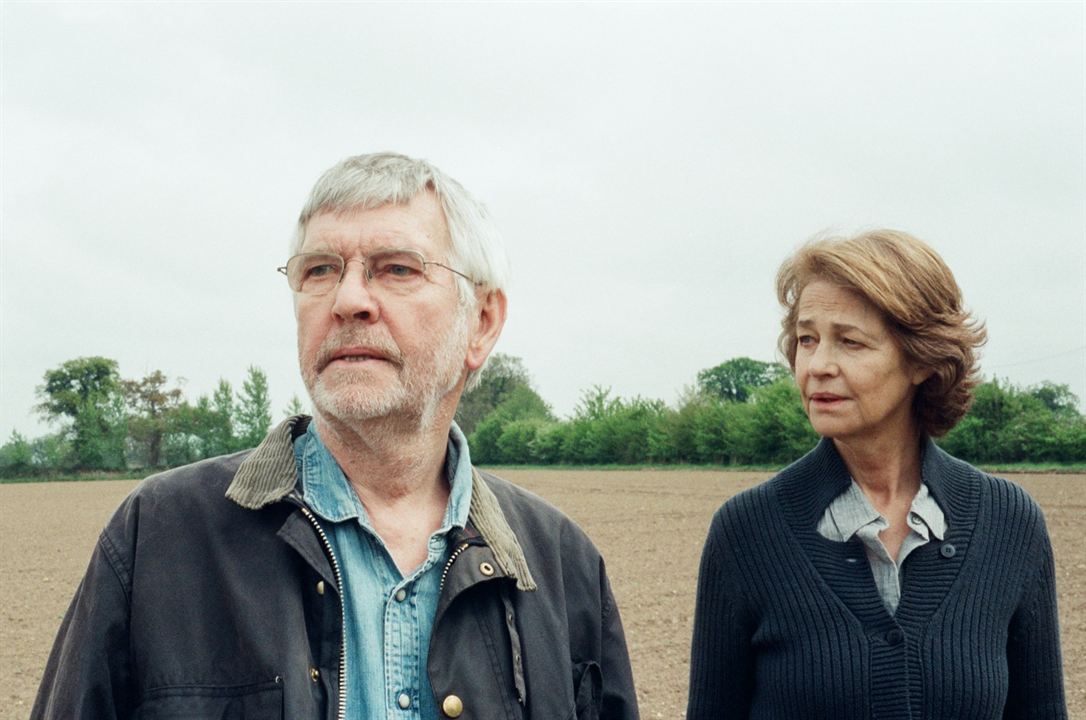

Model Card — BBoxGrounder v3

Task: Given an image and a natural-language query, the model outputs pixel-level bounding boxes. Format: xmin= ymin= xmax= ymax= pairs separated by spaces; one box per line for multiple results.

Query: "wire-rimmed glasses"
xmin=277 ymin=249 xmax=476 ymax=296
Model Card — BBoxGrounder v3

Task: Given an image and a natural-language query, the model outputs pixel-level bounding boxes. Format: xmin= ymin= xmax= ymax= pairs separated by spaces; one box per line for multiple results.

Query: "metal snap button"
xmin=316 ymin=580 xmax=325 ymax=595
xmin=397 ymin=693 xmax=411 ymax=709
xmin=395 ymin=588 xmax=407 ymax=602
xmin=442 ymin=694 xmax=464 ymax=717
xmin=310 ymin=667 xmax=320 ymax=682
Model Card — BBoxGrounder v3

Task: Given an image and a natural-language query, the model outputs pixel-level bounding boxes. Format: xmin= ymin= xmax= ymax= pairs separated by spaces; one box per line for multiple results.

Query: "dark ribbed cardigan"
xmin=687 ymin=437 xmax=1066 ymax=719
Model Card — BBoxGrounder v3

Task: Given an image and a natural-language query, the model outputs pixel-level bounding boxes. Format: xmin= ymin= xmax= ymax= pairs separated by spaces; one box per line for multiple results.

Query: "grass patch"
xmin=1 ymin=470 xmax=146 ymax=484
xmin=978 ymin=463 xmax=1086 ymax=474
xmin=482 ymin=462 xmax=1086 ymax=474
xmin=485 ymin=463 xmax=786 ymax=472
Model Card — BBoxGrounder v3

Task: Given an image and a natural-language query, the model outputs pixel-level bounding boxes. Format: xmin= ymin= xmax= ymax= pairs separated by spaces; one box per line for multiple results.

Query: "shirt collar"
xmin=820 ymin=478 xmax=947 ymax=542
xmin=820 ymin=480 xmax=882 ymax=542
xmin=296 ymin=420 xmax=473 ymax=532
xmin=909 ymin=482 xmax=947 ymax=540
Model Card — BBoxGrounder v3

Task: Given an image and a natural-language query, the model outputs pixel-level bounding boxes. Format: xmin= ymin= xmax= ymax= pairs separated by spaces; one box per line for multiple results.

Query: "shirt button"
xmin=442 ymin=694 xmax=464 ymax=718
xmin=479 ymin=562 xmax=495 ymax=576
xmin=940 ymin=542 xmax=957 ymax=558
xmin=394 ymin=588 xmax=407 ymax=602
xmin=885 ymin=629 xmax=904 ymax=645
xmin=397 ymin=693 xmax=411 ymax=709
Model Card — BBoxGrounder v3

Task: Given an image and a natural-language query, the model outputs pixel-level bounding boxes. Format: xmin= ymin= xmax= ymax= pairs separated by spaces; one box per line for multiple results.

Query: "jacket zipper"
xmin=439 ymin=541 xmax=470 ymax=594
xmin=298 ymin=504 xmax=347 ymax=720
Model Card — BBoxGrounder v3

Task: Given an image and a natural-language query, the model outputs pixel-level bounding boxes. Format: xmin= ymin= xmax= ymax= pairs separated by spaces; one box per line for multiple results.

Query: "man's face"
xmin=294 ymin=191 xmax=474 ymax=427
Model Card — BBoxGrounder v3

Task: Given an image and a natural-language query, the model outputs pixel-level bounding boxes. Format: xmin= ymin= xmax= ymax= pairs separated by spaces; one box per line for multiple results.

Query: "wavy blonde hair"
xmin=776 ymin=229 xmax=987 ymax=437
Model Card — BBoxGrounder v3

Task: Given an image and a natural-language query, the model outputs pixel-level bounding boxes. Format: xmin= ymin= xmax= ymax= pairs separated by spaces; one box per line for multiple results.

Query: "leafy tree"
xmin=697 ymin=357 xmax=788 ymax=403
xmin=236 ymin=366 xmax=272 ymax=449
xmin=123 ymin=370 xmax=184 ymax=467
xmin=747 ymin=379 xmax=818 ymax=464
xmin=456 ymin=354 xmax=547 ymax=435
xmin=468 ymin=385 xmax=553 ymax=463
xmin=649 ymin=386 xmax=703 ymax=463
xmin=36 ymin=356 xmax=126 ymax=470
xmin=284 ymin=394 xmax=306 ymax=419
xmin=1029 ymin=382 xmax=1079 ymax=417
xmin=940 ymin=379 xmax=1086 ymax=464
xmin=211 ymin=379 xmax=238 ymax=453
xmin=556 ymin=388 xmax=667 ymax=464
xmin=531 ymin=422 xmax=570 ymax=464
xmin=0 ymin=431 xmax=34 ymax=478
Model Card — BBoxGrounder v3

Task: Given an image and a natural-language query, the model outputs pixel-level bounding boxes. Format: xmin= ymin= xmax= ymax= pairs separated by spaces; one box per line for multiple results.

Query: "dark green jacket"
xmin=33 ymin=416 xmax=639 ymax=720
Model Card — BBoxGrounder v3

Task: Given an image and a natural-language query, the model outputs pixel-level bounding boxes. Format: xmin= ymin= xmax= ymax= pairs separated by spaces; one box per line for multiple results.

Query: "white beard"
xmin=302 ymin=310 xmax=470 ymax=431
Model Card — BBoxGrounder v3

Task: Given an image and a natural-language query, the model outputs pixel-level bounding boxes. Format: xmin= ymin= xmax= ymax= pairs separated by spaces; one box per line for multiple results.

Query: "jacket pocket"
xmin=134 ymin=679 xmax=283 ymax=719
xmin=571 ymin=661 xmax=602 ymax=720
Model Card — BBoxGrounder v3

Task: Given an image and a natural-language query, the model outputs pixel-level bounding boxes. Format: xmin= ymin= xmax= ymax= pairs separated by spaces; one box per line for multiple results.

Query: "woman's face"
xmin=793 ymin=280 xmax=929 ymax=447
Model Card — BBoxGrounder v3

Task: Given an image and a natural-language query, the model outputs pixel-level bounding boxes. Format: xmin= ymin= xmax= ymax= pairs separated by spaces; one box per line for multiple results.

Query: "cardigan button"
xmin=442 ymin=694 xmax=464 ymax=717
xmin=884 ymin=629 xmax=904 ymax=645
xmin=940 ymin=542 xmax=957 ymax=558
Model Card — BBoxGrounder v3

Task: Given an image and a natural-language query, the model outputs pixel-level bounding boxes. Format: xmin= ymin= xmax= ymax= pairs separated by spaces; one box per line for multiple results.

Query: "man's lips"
xmin=319 ymin=345 xmax=401 ymax=372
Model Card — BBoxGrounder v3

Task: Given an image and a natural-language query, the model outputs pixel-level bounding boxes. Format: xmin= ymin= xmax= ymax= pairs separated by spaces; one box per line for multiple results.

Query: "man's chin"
xmin=307 ymin=380 xmax=407 ymax=423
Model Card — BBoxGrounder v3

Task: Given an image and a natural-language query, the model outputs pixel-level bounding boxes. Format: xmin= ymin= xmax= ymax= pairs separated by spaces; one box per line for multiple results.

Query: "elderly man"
xmin=33 ymin=153 xmax=639 ymax=719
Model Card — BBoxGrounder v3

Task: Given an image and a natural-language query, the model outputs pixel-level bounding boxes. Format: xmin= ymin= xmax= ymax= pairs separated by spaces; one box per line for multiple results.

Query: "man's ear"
xmin=465 ymin=289 xmax=507 ymax=372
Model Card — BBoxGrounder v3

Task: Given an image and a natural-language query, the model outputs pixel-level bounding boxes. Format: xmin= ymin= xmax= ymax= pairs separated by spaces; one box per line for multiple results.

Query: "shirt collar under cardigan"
xmin=774 ymin=435 xmax=972 ymax=532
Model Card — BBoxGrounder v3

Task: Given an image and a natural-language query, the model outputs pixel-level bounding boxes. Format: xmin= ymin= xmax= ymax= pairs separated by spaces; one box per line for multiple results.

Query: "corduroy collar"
xmin=226 ymin=415 xmax=537 ymax=591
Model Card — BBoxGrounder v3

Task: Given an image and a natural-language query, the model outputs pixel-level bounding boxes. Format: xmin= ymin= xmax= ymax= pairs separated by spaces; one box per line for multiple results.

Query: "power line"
xmin=984 ymin=345 xmax=1086 ymax=370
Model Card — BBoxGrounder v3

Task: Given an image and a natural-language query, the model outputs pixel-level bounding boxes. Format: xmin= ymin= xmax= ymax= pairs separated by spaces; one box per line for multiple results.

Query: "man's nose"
xmin=330 ymin=260 xmax=380 ymax=322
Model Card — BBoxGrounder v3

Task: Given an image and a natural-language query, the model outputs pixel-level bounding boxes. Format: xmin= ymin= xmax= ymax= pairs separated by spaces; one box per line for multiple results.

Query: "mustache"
xmin=315 ymin=330 xmax=405 ymax=372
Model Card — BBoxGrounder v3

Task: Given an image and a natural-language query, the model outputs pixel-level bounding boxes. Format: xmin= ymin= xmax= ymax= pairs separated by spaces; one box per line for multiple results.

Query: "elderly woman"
xmin=687 ymin=230 xmax=1066 ymax=719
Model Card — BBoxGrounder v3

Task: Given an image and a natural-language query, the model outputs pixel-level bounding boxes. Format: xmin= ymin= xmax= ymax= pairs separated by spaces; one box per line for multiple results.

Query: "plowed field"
xmin=3 ymin=471 xmax=1082 ymax=718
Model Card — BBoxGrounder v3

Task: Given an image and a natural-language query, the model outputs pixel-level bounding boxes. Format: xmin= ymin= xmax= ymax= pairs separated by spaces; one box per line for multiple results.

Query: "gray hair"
xmin=294 ymin=152 xmax=509 ymax=390
xmin=293 ymin=152 xmax=509 ymax=301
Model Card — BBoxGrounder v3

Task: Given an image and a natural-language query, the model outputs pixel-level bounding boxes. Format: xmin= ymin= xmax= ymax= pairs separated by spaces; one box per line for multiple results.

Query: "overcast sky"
xmin=2 ymin=2 xmax=1084 ymax=443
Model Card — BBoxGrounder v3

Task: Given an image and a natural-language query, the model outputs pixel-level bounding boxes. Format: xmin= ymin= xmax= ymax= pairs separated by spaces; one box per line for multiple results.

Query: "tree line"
xmin=460 ymin=355 xmax=1086 ymax=467
xmin=0 ymin=357 xmax=297 ymax=478
xmin=2 ymin=353 xmax=1084 ymax=478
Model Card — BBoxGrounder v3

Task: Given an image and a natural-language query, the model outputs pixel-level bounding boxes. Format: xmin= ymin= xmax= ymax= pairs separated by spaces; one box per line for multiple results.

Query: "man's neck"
xmin=313 ymin=410 xmax=454 ymax=504
xmin=313 ymin=410 xmax=460 ymax=575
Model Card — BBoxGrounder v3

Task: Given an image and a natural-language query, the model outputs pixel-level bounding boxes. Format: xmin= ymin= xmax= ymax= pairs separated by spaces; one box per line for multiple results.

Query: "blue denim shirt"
xmin=294 ymin=422 xmax=473 ymax=720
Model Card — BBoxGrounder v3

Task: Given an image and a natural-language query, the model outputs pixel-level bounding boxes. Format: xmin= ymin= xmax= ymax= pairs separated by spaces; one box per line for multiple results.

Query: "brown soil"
xmin=2 ymin=472 xmax=1082 ymax=719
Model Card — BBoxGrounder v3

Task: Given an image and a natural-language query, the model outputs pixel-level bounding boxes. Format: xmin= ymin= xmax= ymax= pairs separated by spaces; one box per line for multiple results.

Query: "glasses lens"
xmin=287 ymin=253 xmax=343 ymax=294
xmin=367 ymin=251 xmax=427 ymax=291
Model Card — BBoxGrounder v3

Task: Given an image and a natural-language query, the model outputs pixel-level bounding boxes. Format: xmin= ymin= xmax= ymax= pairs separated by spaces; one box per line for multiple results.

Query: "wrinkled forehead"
xmin=300 ymin=192 xmax=452 ymax=256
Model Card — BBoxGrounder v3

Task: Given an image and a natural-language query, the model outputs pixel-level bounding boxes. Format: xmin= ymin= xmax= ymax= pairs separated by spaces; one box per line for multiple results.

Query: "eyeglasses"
xmin=277 ymin=249 xmax=477 ymax=296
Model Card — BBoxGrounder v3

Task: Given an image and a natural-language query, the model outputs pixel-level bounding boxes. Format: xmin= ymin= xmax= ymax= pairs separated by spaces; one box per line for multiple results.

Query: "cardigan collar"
xmin=226 ymin=415 xmax=537 ymax=591
xmin=774 ymin=435 xmax=973 ymax=531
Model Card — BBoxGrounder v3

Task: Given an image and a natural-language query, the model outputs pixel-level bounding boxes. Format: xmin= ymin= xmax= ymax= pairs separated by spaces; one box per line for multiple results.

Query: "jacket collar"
xmin=227 ymin=415 xmax=537 ymax=591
